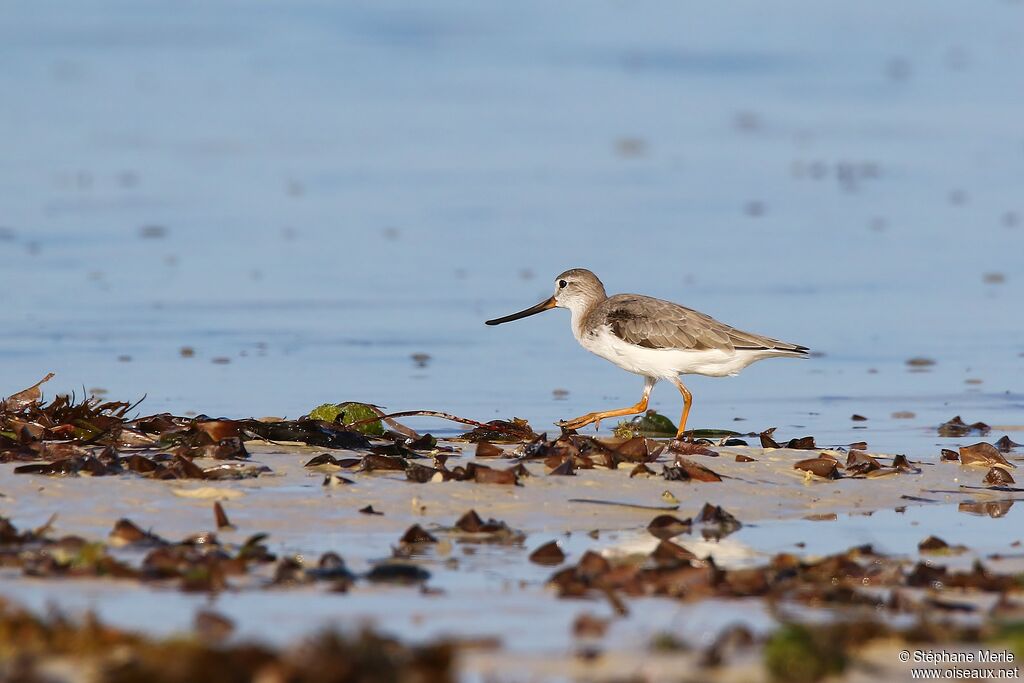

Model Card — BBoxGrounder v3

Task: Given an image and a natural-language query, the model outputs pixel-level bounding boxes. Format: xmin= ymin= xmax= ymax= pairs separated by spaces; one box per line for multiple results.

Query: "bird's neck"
xmin=570 ymin=300 xmax=599 ymax=340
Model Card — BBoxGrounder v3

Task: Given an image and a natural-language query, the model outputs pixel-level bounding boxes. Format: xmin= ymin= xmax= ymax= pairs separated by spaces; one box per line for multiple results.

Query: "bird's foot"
xmin=671 ymin=430 xmax=693 ymax=444
xmin=557 ymin=413 xmax=599 ymax=431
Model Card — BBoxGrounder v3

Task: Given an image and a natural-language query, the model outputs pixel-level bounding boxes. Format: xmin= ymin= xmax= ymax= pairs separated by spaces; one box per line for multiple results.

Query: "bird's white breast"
xmin=576 ymin=325 xmax=768 ymax=379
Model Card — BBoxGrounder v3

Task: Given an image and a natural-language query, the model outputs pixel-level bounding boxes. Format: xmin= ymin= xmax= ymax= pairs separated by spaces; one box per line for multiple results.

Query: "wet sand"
xmin=3 ymin=436 xmax=1024 ymax=680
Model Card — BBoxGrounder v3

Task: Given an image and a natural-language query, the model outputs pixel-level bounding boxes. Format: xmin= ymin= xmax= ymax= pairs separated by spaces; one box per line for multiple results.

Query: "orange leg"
xmin=671 ymin=378 xmax=693 ymax=440
xmin=559 ymin=378 xmax=656 ymax=432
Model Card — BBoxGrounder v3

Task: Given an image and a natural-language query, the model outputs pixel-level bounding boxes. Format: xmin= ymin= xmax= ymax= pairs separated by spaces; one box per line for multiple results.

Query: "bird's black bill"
xmin=485 ymin=296 xmax=556 ymax=325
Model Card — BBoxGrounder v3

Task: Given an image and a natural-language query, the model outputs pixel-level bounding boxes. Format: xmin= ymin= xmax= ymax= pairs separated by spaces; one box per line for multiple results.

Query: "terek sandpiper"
xmin=485 ymin=268 xmax=808 ymax=439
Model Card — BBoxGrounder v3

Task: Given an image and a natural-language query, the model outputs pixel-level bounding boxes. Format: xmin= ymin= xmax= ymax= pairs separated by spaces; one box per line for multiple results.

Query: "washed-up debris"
xmin=759 ymin=428 xmax=815 ymax=450
xmin=908 ymin=559 xmax=1018 ymax=592
xmin=995 ymin=435 xmax=1022 ymax=452
xmin=14 ymin=451 xmax=270 ymax=481
xmin=402 ymin=459 xmax=523 ymax=485
xmin=647 ymin=514 xmax=692 ymax=539
xmin=475 ymin=441 xmax=503 ymax=457
xmin=959 ymin=500 xmax=1014 ymax=517
xmin=960 ymin=442 xmax=1015 ymax=469
xmin=405 ymin=462 xmax=441 ymax=483
xmin=759 ymin=428 xmax=781 ymax=449
xmin=307 ymin=402 xmax=384 ymax=435
xmin=373 ymin=434 xmax=450 ymax=457
xmin=613 ymin=411 xmax=677 ymax=438
xmin=845 ymin=450 xmax=881 ymax=475
xmin=322 ymin=474 xmax=354 ymax=486
xmin=214 ymin=502 xmax=233 ymax=530
xmin=650 ymin=539 xmax=697 ymax=569
xmin=630 ymin=463 xmax=655 ymax=478
xmin=901 ymin=495 xmax=939 ymax=504
xmin=0 ymin=515 xmax=282 ymax=592
xmin=572 ymin=612 xmax=609 ymax=641
xmin=5 ymin=510 xmax=445 ymax=598
xmin=302 ymin=554 xmax=355 ymax=585
xmin=891 ymin=453 xmax=921 ymax=473
xmin=794 ymin=457 xmax=841 ymax=479
xmin=399 ymin=525 xmax=437 ymax=545
xmin=569 ymin=498 xmax=680 ymax=511
xmin=452 ymin=510 xmax=522 ymax=543
xmin=985 ymin=467 xmax=1015 ymax=486
xmin=272 ymin=557 xmax=310 ymax=585
xmin=304 ymin=453 xmax=360 ymax=469
xmin=109 ymin=518 xmax=167 ymax=547
xmin=459 ymin=417 xmax=537 ymax=442
xmin=364 ymin=562 xmax=431 ymax=585
xmin=0 ymin=600 xmax=454 ymax=683
xmin=938 ymin=415 xmax=990 ymax=437
xmin=242 ymin=419 xmax=372 ymax=449
xmin=918 ymin=536 xmax=968 ymax=555
xmin=529 ymin=540 xmax=566 ymax=566
xmin=700 ymin=623 xmax=756 ymax=668
xmin=202 ymin=462 xmax=270 ymax=479
xmin=0 ymin=388 xmax=486 ymax=487
xmin=193 ymin=609 xmax=233 ymax=644
xmin=463 ymin=462 xmax=521 ymax=484
xmin=517 ymin=431 xmax=659 ymax=470
xmin=548 ymin=456 xmax=576 ymax=476
xmin=695 ymin=503 xmax=742 ymax=540
xmin=362 ymin=454 xmax=408 ymax=472
xmin=1 ymin=372 xmax=56 ymax=410
xmin=735 ymin=453 xmax=756 ymax=463
xmin=764 ymin=623 xmax=846 ymax=683
xmin=536 ymin=432 xmax=668 ymax=471
xmin=785 ymin=436 xmax=816 ymax=449
xmin=668 ymin=440 xmax=718 ymax=457
xmin=941 ymin=448 xmax=960 ymax=462
xmin=359 ymin=505 xmax=383 ymax=515
xmin=614 ymin=436 xmax=664 ymax=462
xmin=551 ymin=536 xmax=1023 ymax=620
xmin=0 ymin=375 xmax=456 ymax=481
xmin=663 ymin=457 xmax=722 ymax=482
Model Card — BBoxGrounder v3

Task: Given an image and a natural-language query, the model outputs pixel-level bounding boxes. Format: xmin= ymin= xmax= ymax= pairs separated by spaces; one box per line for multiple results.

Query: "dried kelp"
xmin=452 ymin=510 xmax=521 ymax=543
xmin=794 ymin=457 xmax=841 ymax=479
xmin=995 ymin=435 xmax=1022 ymax=452
xmin=550 ymin=537 xmax=1020 ymax=616
xmin=695 ymin=503 xmax=742 ymax=540
xmin=960 ymin=442 xmax=1015 ymax=469
xmin=529 ymin=541 xmax=566 ymax=566
xmin=663 ymin=457 xmax=723 ymax=482
xmin=938 ymin=416 xmax=991 ymax=437
xmin=0 ymin=600 xmax=453 ymax=683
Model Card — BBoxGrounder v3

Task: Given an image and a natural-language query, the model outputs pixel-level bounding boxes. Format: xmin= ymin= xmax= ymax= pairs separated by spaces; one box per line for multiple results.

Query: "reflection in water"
xmin=959 ymin=500 xmax=1014 ymax=518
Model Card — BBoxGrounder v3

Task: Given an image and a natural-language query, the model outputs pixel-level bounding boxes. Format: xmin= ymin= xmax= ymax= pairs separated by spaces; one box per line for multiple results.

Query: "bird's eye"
xmin=558 ymin=280 xmax=567 ymax=289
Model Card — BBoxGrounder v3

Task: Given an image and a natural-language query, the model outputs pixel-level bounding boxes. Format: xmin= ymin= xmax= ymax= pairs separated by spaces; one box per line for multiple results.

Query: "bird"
xmin=485 ymin=268 xmax=808 ymax=439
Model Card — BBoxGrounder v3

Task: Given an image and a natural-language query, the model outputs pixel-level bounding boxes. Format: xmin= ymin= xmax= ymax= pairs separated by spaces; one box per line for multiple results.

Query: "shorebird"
xmin=485 ymin=268 xmax=808 ymax=439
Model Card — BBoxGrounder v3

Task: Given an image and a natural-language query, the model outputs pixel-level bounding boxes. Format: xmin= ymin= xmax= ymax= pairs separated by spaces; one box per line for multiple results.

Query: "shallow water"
xmin=2 ymin=1 xmax=1021 ymax=448
xmin=1 ymin=1 xmax=1023 ymax=676
xmin=2 ymin=439 xmax=1023 ymax=668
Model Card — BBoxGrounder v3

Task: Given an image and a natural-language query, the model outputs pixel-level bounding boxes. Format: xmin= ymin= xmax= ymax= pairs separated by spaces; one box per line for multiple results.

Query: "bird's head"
xmin=485 ymin=268 xmax=607 ymax=325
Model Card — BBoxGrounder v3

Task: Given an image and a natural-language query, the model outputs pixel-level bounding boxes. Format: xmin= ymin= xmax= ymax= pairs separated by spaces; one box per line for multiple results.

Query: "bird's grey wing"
xmin=602 ymin=295 xmax=807 ymax=353
xmin=602 ymin=296 xmax=736 ymax=352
